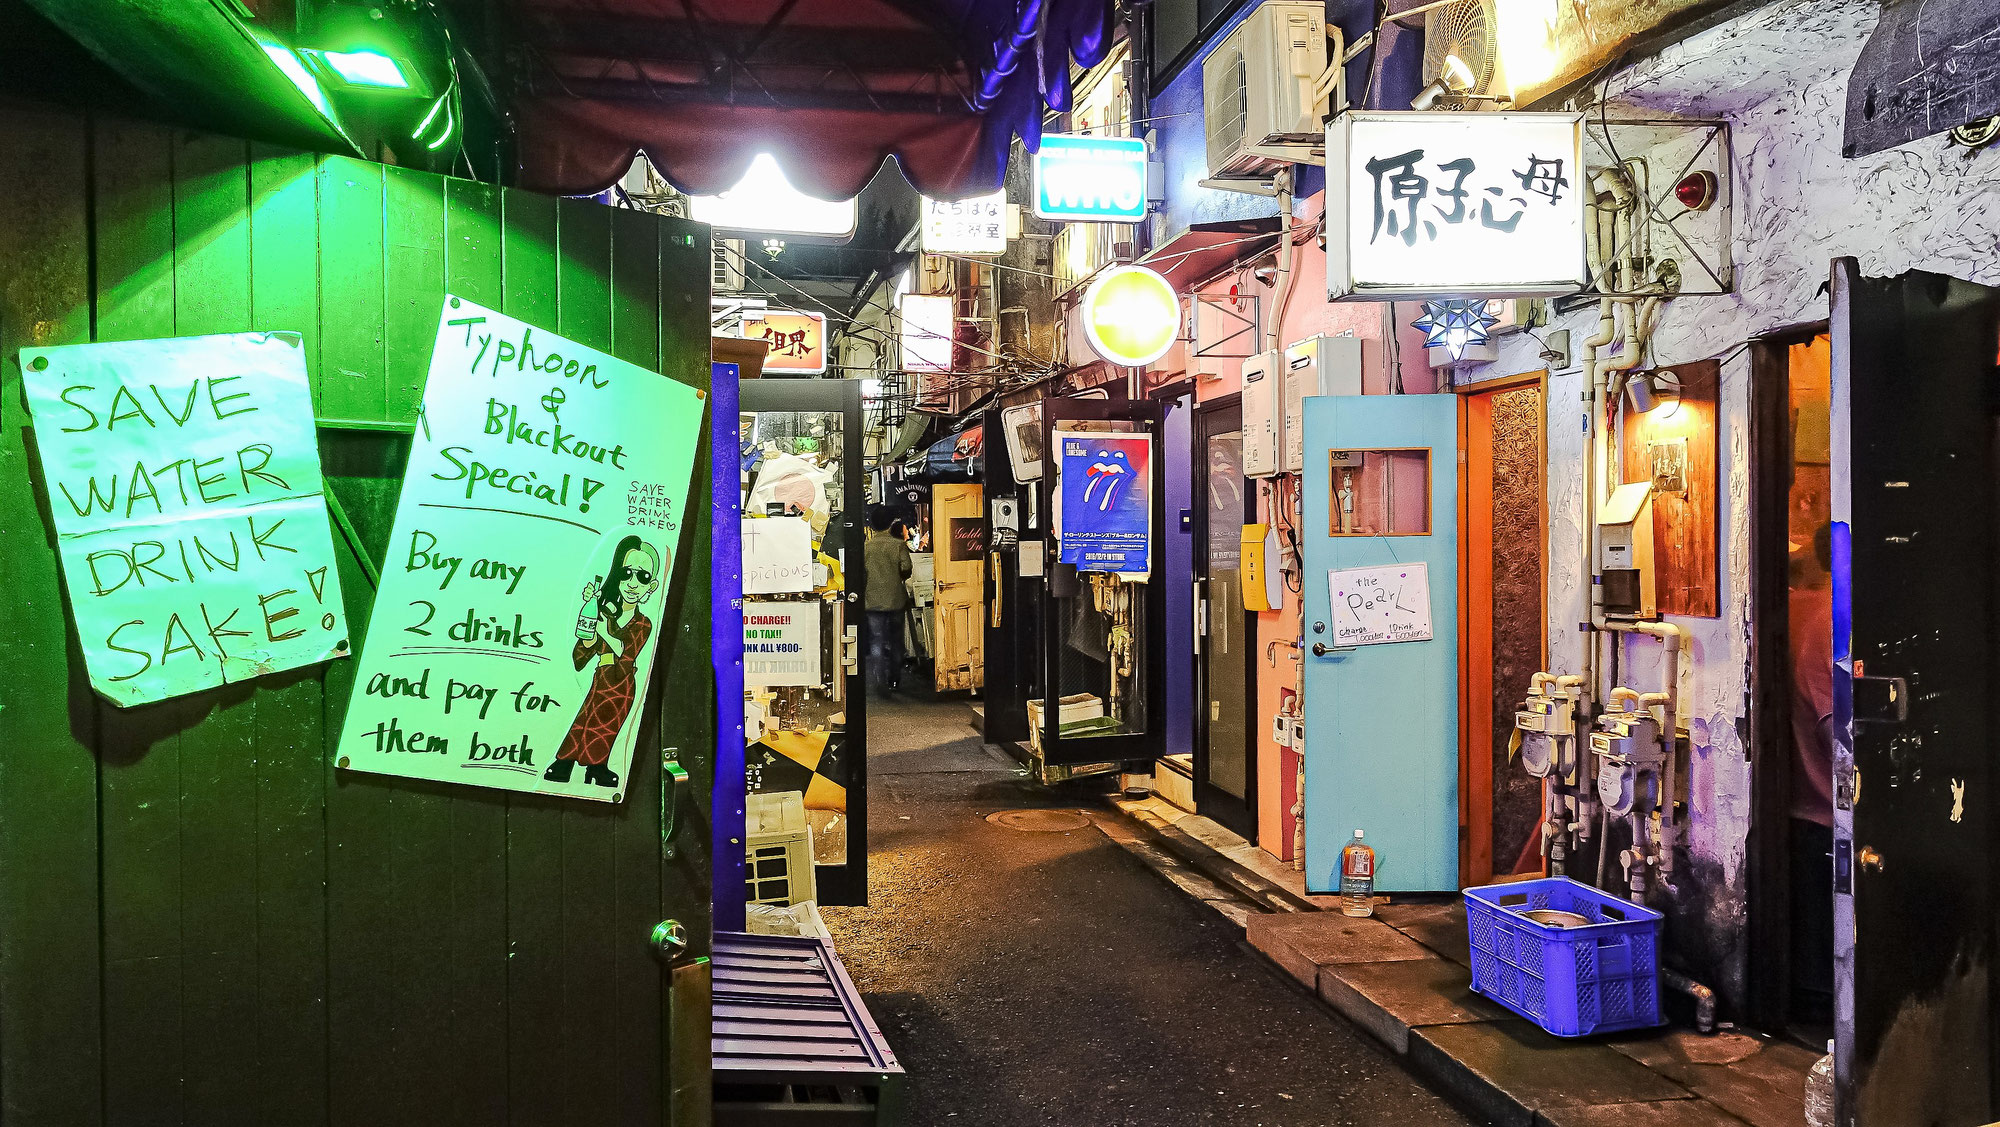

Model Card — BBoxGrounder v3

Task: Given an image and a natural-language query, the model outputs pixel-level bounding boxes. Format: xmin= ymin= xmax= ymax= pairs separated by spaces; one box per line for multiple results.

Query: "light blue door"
xmin=1301 ymin=394 xmax=1459 ymax=893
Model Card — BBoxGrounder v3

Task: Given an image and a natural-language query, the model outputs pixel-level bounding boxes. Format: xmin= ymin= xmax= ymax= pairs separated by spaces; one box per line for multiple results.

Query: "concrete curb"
xmin=1093 ymin=798 xmax=1807 ymax=1127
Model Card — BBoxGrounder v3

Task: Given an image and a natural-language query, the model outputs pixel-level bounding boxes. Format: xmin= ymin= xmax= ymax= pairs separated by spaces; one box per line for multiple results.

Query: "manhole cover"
xmin=986 ymin=808 xmax=1091 ymax=832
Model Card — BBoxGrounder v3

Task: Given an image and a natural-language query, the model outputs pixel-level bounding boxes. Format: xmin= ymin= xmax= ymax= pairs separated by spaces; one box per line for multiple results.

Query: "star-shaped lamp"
xmin=1412 ymin=299 xmax=1501 ymax=361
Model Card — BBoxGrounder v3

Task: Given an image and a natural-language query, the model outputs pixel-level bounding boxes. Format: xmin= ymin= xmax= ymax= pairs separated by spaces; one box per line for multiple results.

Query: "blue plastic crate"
xmin=1463 ymin=877 xmax=1665 ymax=1037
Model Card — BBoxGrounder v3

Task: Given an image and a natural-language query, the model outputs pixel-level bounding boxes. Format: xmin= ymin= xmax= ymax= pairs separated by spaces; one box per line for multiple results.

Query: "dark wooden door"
xmin=1832 ymin=259 xmax=2000 ymax=1126
xmin=0 ymin=105 xmax=713 ymax=1126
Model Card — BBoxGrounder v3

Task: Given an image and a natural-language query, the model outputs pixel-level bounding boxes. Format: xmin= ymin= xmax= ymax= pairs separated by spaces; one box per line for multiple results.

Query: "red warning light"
xmin=1674 ymin=170 xmax=1717 ymax=211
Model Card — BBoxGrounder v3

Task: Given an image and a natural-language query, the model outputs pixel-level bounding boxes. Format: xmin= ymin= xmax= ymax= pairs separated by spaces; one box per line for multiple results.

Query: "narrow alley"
xmin=823 ymin=697 xmax=1480 ymax=1126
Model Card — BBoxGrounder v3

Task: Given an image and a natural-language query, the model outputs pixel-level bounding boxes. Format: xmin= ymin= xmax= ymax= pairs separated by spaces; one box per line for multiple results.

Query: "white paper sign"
xmin=742 ymin=516 xmax=814 ymax=593
xmin=1328 ymin=562 xmax=1434 ymax=646
xmin=20 ymin=332 xmax=349 ymax=705
xmin=743 ymin=601 xmax=821 ymax=686
xmin=921 ymin=190 xmax=1008 ymax=254
xmin=1327 ymin=112 xmax=1585 ymax=300
xmin=338 ymin=296 xmax=705 ymax=802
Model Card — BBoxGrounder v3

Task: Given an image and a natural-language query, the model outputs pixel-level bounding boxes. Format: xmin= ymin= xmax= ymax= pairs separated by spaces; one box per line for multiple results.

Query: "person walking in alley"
xmin=864 ymin=505 xmax=913 ymax=695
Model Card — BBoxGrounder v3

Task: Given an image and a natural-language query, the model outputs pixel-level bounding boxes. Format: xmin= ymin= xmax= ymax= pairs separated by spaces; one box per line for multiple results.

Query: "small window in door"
xmin=1329 ymin=449 xmax=1431 ymax=536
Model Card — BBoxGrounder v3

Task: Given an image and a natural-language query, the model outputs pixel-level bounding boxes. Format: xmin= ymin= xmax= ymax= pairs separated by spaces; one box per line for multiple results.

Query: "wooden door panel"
xmin=0 ymin=104 xmax=712 ymax=1127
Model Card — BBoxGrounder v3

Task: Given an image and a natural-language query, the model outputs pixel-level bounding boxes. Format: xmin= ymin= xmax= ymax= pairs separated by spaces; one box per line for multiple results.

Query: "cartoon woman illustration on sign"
xmin=543 ymin=534 xmax=666 ymax=789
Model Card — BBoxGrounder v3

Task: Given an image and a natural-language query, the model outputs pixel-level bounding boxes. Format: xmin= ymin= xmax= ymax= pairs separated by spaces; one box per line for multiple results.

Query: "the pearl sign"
xmin=1033 ymin=133 xmax=1149 ymax=222
xmin=1326 ymin=111 xmax=1586 ymax=300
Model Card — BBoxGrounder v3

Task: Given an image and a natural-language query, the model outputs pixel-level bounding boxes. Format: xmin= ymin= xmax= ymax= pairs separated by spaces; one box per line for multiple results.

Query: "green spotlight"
xmin=259 ymin=42 xmax=336 ymax=119
xmin=319 ymin=48 xmax=410 ymax=89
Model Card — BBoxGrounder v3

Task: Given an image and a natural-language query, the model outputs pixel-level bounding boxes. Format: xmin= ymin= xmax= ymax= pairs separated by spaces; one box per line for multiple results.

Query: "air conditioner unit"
xmin=1420 ymin=0 xmax=1507 ymax=107
xmin=1203 ymin=2 xmax=1330 ymax=184
xmin=712 ymin=238 xmax=746 ymax=293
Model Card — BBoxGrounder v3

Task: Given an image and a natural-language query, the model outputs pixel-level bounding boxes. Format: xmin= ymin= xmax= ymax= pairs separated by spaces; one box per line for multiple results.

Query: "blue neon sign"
xmin=1032 ymin=134 xmax=1149 ymax=222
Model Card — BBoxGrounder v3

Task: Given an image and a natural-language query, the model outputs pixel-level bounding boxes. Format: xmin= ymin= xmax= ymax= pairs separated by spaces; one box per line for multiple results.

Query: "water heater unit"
xmin=1282 ymin=334 xmax=1363 ymax=472
xmin=1242 ymin=348 xmax=1283 ymax=478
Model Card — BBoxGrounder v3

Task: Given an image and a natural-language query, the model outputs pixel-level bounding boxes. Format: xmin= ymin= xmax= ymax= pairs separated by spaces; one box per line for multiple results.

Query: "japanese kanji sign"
xmin=1326 ymin=112 xmax=1586 ymax=300
xmin=922 ymin=190 xmax=1009 ymax=254
xmin=742 ymin=309 xmax=829 ymax=374
xmin=338 ymin=296 xmax=705 ymax=803
xmin=20 ymin=332 xmax=349 ymax=705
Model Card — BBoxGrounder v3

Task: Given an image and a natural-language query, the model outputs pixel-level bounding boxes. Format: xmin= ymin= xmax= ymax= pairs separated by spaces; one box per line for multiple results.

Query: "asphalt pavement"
xmin=820 ymin=694 xmax=1483 ymax=1127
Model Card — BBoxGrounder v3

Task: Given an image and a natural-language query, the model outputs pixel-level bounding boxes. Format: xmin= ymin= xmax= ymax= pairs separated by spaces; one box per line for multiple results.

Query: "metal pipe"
xmin=1264 ymin=168 xmax=1296 ymax=354
xmin=1663 ymin=968 xmax=1718 ymax=1033
xmin=1595 ymin=619 xmax=1684 ymax=892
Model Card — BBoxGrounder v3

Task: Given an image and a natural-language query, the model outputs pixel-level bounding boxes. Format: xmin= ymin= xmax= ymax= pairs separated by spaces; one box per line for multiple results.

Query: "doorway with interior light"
xmin=1746 ymin=329 xmax=1836 ymax=1046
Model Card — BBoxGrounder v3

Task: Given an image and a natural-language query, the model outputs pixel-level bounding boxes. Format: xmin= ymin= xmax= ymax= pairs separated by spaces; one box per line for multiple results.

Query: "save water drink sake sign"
xmin=20 ymin=332 xmax=349 ymax=706
xmin=338 ymin=296 xmax=705 ymax=802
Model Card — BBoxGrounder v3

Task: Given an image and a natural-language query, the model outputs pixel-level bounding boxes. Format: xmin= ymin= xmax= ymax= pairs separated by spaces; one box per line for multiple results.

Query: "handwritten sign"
xmin=743 ymin=601 xmax=821 ymax=687
xmin=1328 ymin=563 xmax=1433 ymax=646
xmin=20 ymin=332 xmax=348 ymax=705
xmin=742 ymin=516 xmax=814 ymax=593
xmin=338 ymin=296 xmax=705 ymax=802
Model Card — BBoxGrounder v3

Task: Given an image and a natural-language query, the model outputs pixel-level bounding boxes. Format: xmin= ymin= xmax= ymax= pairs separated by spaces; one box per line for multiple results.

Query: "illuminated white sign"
xmin=1033 ymin=134 xmax=1149 ymax=222
xmin=1326 ymin=112 xmax=1585 ymax=300
xmin=688 ymin=153 xmax=858 ymax=239
xmin=900 ymin=293 xmax=953 ymax=372
xmin=922 ymin=190 xmax=1008 ymax=254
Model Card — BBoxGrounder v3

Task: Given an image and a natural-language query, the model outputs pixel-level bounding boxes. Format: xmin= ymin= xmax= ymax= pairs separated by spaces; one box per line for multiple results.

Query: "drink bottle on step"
xmin=1341 ymin=830 xmax=1375 ymax=917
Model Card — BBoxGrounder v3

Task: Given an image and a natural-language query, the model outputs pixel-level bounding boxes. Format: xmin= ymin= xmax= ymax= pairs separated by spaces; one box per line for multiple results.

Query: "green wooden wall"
xmin=0 ymin=103 xmax=714 ymax=1126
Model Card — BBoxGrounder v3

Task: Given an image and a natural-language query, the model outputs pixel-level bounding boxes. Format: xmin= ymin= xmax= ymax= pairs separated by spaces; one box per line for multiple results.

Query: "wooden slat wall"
xmin=0 ymin=105 xmax=713 ymax=1127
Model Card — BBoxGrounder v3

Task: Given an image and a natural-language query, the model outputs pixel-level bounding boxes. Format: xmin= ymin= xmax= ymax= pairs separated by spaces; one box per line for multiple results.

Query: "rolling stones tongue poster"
xmin=1054 ymin=430 xmax=1151 ymax=579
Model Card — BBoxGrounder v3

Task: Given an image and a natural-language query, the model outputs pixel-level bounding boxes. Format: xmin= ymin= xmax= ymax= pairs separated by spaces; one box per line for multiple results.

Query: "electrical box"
xmin=1598 ymin=482 xmax=1657 ymax=618
xmin=1242 ymin=348 xmax=1283 ymax=478
xmin=1281 ymin=334 xmax=1362 ymax=472
xmin=1241 ymin=523 xmax=1274 ymax=611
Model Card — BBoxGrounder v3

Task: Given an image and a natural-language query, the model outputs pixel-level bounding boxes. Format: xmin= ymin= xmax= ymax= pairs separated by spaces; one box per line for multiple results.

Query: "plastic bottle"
xmin=1340 ymin=829 xmax=1376 ymax=917
xmin=1804 ymin=1041 xmax=1834 ymax=1127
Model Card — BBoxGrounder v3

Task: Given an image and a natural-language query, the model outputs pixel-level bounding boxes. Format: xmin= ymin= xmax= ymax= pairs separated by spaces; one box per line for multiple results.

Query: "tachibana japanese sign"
xmin=1326 ymin=112 xmax=1586 ymax=301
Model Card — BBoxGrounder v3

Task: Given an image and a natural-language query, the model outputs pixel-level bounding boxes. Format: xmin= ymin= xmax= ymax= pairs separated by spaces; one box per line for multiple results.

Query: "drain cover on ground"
xmin=986 ymin=809 xmax=1092 ymax=832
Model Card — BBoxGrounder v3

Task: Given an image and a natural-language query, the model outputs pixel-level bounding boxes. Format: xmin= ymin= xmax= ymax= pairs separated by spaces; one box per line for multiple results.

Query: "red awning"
xmin=506 ymin=0 xmax=1112 ymax=200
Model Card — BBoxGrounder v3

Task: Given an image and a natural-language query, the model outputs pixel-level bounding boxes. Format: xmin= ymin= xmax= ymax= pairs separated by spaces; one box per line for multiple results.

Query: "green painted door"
xmin=0 ymin=107 xmax=714 ymax=1126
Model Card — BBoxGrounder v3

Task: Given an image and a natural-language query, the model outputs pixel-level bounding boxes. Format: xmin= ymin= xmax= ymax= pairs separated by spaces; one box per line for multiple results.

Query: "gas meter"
xmin=1592 ymin=706 xmax=1666 ymax=817
xmin=1515 ymin=680 xmax=1579 ymax=779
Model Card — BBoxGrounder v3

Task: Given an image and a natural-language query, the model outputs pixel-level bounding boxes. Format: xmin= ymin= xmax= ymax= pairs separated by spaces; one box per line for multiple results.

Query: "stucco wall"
xmin=1456 ymin=0 xmax=2000 ymax=1004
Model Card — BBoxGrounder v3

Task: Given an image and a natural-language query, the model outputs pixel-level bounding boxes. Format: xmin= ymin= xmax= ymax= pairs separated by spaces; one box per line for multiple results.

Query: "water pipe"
xmin=1595 ymin=619 xmax=1683 ymax=894
xmin=1663 ymin=968 xmax=1718 ymax=1033
xmin=1264 ymin=168 xmax=1296 ymax=354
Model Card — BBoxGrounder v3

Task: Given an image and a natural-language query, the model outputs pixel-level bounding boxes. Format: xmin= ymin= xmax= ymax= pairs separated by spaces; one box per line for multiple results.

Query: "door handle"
xmin=1857 ymin=845 xmax=1884 ymax=873
xmin=1313 ymin=642 xmax=1330 ymax=656
xmin=661 ymin=755 xmax=690 ymax=861
xmin=1311 ymin=642 xmax=1356 ymax=658
xmin=650 ymin=918 xmax=692 ymax=965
